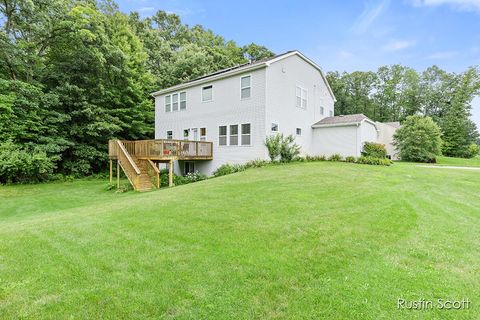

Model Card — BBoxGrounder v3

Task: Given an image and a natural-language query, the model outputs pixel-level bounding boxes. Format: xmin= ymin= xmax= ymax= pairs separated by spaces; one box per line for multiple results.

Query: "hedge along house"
xmin=109 ymin=51 xmax=398 ymax=191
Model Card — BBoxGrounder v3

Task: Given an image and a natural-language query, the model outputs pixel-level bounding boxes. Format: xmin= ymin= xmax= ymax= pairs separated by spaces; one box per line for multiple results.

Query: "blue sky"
xmin=117 ymin=0 xmax=480 ymax=127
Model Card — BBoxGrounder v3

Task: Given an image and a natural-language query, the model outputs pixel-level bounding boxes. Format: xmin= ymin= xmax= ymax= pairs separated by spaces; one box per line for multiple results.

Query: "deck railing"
xmin=109 ymin=139 xmax=213 ymax=160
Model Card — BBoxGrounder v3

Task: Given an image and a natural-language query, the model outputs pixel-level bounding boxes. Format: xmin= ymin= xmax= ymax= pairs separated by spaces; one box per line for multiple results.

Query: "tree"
xmin=393 ymin=115 xmax=442 ymax=162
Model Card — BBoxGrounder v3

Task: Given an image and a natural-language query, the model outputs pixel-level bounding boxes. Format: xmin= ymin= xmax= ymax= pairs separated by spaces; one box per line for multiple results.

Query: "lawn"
xmin=436 ymin=155 xmax=480 ymax=167
xmin=1 ymin=161 xmax=479 ymax=319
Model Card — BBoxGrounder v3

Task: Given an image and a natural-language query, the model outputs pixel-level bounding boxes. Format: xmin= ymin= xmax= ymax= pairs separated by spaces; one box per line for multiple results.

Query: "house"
xmin=151 ymin=50 xmax=398 ymax=176
xmin=108 ymin=51 xmax=399 ymax=191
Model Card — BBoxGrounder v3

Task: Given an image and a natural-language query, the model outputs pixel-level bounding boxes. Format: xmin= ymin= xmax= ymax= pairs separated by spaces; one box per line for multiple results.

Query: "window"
xmin=271 ymin=123 xmax=278 ymax=132
xmin=296 ymin=128 xmax=302 ymax=135
xmin=329 ymin=110 xmax=334 ymax=117
xmin=165 ymin=95 xmax=171 ymax=112
xmin=241 ymin=75 xmax=251 ymax=99
xmin=172 ymin=93 xmax=179 ymax=111
xmin=219 ymin=126 xmax=227 ymax=146
xmin=202 ymin=85 xmax=213 ymax=102
xmin=241 ymin=123 xmax=251 ymax=145
xmin=167 ymin=130 xmax=173 ymax=140
xmin=320 ymin=106 xmax=324 ymax=115
xmin=200 ymin=127 xmax=207 ymax=141
xmin=180 ymin=92 xmax=187 ymax=110
xmin=184 ymin=162 xmax=195 ymax=175
xmin=295 ymin=86 xmax=307 ymax=108
xmin=229 ymin=125 xmax=239 ymax=146
xmin=183 ymin=129 xmax=189 ymax=140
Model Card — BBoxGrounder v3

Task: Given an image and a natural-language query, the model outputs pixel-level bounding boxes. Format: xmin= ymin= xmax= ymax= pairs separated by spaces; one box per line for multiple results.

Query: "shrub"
xmin=393 ymin=115 xmax=442 ymax=163
xmin=213 ymin=163 xmax=246 ymax=177
xmin=362 ymin=142 xmax=387 ymax=158
xmin=245 ymin=159 xmax=269 ymax=168
xmin=328 ymin=154 xmax=342 ymax=162
xmin=279 ymin=134 xmax=301 ymax=162
xmin=466 ymin=143 xmax=479 ymax=158
xmin=184 ymin=171 xmax=207 ymax=183
xmin=356 ymin=156 xmax=392 ymax=166
xmin=0 ymin=140 xmax=56 ymax=183
xmin=264 ymin=134 xmax=282 ymax=161
xmin=345 ymin=156 xmax=356 ymax=163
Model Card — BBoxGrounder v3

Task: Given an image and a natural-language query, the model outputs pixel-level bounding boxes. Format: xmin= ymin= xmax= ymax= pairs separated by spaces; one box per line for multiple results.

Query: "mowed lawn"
xmin=436 ymin=155 xmax=480 ymax=167
xmin=0 ymin=162 xmax=479 ymax=319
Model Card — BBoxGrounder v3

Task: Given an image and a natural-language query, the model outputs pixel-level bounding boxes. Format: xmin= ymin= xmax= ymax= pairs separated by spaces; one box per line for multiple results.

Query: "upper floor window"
xmin=271 ymin=123 xmax=278 ymax=132
xmin=180 ymin=92 xmax=187 ymax=110
xmin=202 ymin=85 xmax=213 ymax=102
xmin=329 ymin=110 xmax=334 ymax=117
xmin=200 ymin=127 xmax=207 ymax=141
xmin=165 ymin=95 xmax=171 ymax=112
xmin=165 ymin=91 xmax=186 ymax=112
xmin=219 ymin=126 xmax=227 ymax=146
xmin=167 ymin=130 xmax=173 ymax=140
xmin=295 ymin=86 xmax=307 ymax=109
xmin=241 ymin=75 xmax=251 ymax=99
xmin=320 ymin=106 xmax=324 ymax=115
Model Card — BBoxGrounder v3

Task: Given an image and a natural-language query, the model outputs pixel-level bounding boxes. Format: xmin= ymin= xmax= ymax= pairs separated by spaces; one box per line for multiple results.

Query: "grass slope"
xmin=1 ymin=162 xmax=479 ymax=319
xmin=436 ymin=156 xmax=480 ymax=167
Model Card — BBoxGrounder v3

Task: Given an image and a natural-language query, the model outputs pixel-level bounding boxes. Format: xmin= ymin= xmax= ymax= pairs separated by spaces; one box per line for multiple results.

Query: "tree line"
xmin=0 ymin=0 xmax=273 ymax=182
xmin=327 ymin=65 xmax=480 ymax=158
xmin=0 ymin=0 xmax=478 ymax=183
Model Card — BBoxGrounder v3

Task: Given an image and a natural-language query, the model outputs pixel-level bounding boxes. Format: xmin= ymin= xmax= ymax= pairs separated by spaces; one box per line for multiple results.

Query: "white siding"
xmin=312 ymin=125 xmax=359 ymax=157
xmin=265 ymin=54 xmax=335 ymax=155
xmin=359 ymin=121 xmax=378 ymax=151
xmin=155 ymin=68 xmax=267 ymax=175
xmin=376 ymin=122 xmax=400 ymax=159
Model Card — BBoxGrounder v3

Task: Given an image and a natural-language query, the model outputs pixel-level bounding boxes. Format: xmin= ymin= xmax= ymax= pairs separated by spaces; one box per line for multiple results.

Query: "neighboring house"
xmin=152 ymin=50 xmax=398 ymax=176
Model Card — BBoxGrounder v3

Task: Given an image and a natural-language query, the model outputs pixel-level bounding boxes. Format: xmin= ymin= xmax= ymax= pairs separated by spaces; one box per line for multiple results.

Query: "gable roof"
xmin=151 ymin=50 xmax=336 ymax=101
xmin=312 ymin=114 xmax=376 ymax=128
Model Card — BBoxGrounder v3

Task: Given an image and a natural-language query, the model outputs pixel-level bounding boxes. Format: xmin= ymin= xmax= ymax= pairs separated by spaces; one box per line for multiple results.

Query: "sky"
xmin=117 ymin=0 xmax=480 ymax=127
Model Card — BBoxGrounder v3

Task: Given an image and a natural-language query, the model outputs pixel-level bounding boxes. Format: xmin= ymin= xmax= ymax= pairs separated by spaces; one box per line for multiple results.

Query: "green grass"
xmin=1 ymin=162 xmax=479 ymax=319
xmin=436 ymin=155 xmax=480 ymax=167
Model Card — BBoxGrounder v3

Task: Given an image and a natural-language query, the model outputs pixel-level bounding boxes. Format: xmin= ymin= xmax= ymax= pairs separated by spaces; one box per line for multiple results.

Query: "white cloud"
xmin=427 ymin=51 xmax=458 ymax=59
xmin=383 ymin=40 xmax=416 ymax=51
xmin=410 ymin=0 xmax=480 ymax=11
xmin=351 ymin=0 xmax=390 ymax=34
xmin=137 ymin=7 xmax=155 ymax=13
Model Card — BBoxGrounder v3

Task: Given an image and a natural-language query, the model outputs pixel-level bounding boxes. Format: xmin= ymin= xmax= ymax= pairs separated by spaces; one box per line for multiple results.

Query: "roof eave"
xmin=151 ymin=63 xmax=268 ymax=97
xmin=312 ymin=122 xmax=361 ymax=128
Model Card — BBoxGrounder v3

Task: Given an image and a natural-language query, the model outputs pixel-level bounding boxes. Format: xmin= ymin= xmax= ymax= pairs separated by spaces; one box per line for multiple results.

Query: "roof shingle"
xmin=312 ymin=114 xmax=369 ymax=127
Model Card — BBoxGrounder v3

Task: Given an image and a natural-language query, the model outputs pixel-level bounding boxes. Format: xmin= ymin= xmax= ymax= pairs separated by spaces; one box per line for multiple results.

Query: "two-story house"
xmin=151 ymin=51 xmax=397 ymax=176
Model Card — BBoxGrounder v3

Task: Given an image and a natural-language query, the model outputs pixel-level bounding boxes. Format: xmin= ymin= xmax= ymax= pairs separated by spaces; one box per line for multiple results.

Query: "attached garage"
xmin=311 ymin=114 xmax=379 ymax=158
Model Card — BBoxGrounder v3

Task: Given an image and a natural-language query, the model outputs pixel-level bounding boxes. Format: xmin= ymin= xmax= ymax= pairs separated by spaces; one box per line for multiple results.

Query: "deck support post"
xmin=117 ymin=161 xmax=120 ymax=189
xmin=109 ymin=159 xmax=113 ymax=183
xmin=168 ymin=160 xmax=173 ymax=187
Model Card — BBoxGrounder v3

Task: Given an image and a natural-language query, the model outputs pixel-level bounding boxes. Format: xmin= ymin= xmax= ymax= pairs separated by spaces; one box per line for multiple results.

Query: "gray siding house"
xmin=152 ymin=51 xmax=397 ymax=176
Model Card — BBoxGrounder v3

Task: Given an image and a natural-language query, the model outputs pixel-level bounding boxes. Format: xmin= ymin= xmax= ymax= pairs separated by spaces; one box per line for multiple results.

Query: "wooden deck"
xmin=108 ymin=139 xmax=213 ymax=191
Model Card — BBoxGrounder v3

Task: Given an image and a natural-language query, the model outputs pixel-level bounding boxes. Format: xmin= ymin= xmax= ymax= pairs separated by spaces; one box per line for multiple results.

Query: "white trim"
xmin=201 ymin=84 xmax=213 ymax=103
xmin=240 ymin=74 xmax=252 ymax=100
xmin=295 ymin=85 xmax=307 ymax=109
xmin=166 ymin=130 xmax=173 ymax=139
xmin=311 ymin=118 xmax=378 ymax=129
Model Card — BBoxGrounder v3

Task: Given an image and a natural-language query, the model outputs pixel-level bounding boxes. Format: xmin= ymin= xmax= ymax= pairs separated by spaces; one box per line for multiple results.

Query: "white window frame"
xmin=183 ymin=129 xmax=189 ymax=140
xmin=179 ymin=91 xmax=187 ymax=110
xmin=172 ymin=93 xmax=179 ymax=111
xmin=271 ymin=123 xmax=278 ymax=132
xmin=202 ymin=85 xmax=213 ymax=102
xmin=240 ymin=75 xmax=251 ymax=100
xmin=219 ymin=125 xmax=227 ymax=146
xmin=165 ymin=95 xmax=171 ymax=112
xmin=200 ymin=127 xmax=207 ymax=141
xmin=229 ymin=124 xmax=239 ymax=146
xmin=296 ymin=128 xmax=302 ymax=136
xmin=320 ymin=106 xmax=324 ymax=115
xmin=295 ymin=85 xmax=307 ymax=109
xmin=329 ymin=110 xmax=334 ymax=117
xmin=241 ymin=123 xmax=251 ymax=146
xmin=166 ymin=130 xmax=173 ymax=140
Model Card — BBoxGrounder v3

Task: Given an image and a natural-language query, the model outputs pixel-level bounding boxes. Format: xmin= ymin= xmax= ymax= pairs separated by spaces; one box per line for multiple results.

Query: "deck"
xmin=108 ymin=139 xmax=213 ymax=191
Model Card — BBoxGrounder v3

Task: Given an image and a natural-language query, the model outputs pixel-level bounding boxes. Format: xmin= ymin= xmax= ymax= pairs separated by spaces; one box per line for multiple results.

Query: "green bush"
xmin=356 ymin=156 xmax=392 ymax=166
xmin=305 ymin=155 xmax=327 ymax=161
xmin=245 ymin=159 xmax=270 ymax=168
xmin=393 ymin=115 xmax=442 ymax=163
xmin=466 ymin=143 xmax=479 ymax=158
xmin=0 ymin=140 xmax=56 ymax=183
xmin=328 ymin=154 xmax=342 ymax=162
xmin=264 ymin=134 xmax=282 ymax=161
xmin=345 ymin=156 xmax=356 ymax=163
xmin=213 ymin=163 xmax=246 ymax=177
xmin=279 ymin=134 xmax=301 ymax=162
xmin=362 ymin=142 xmax=387 ymax=158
